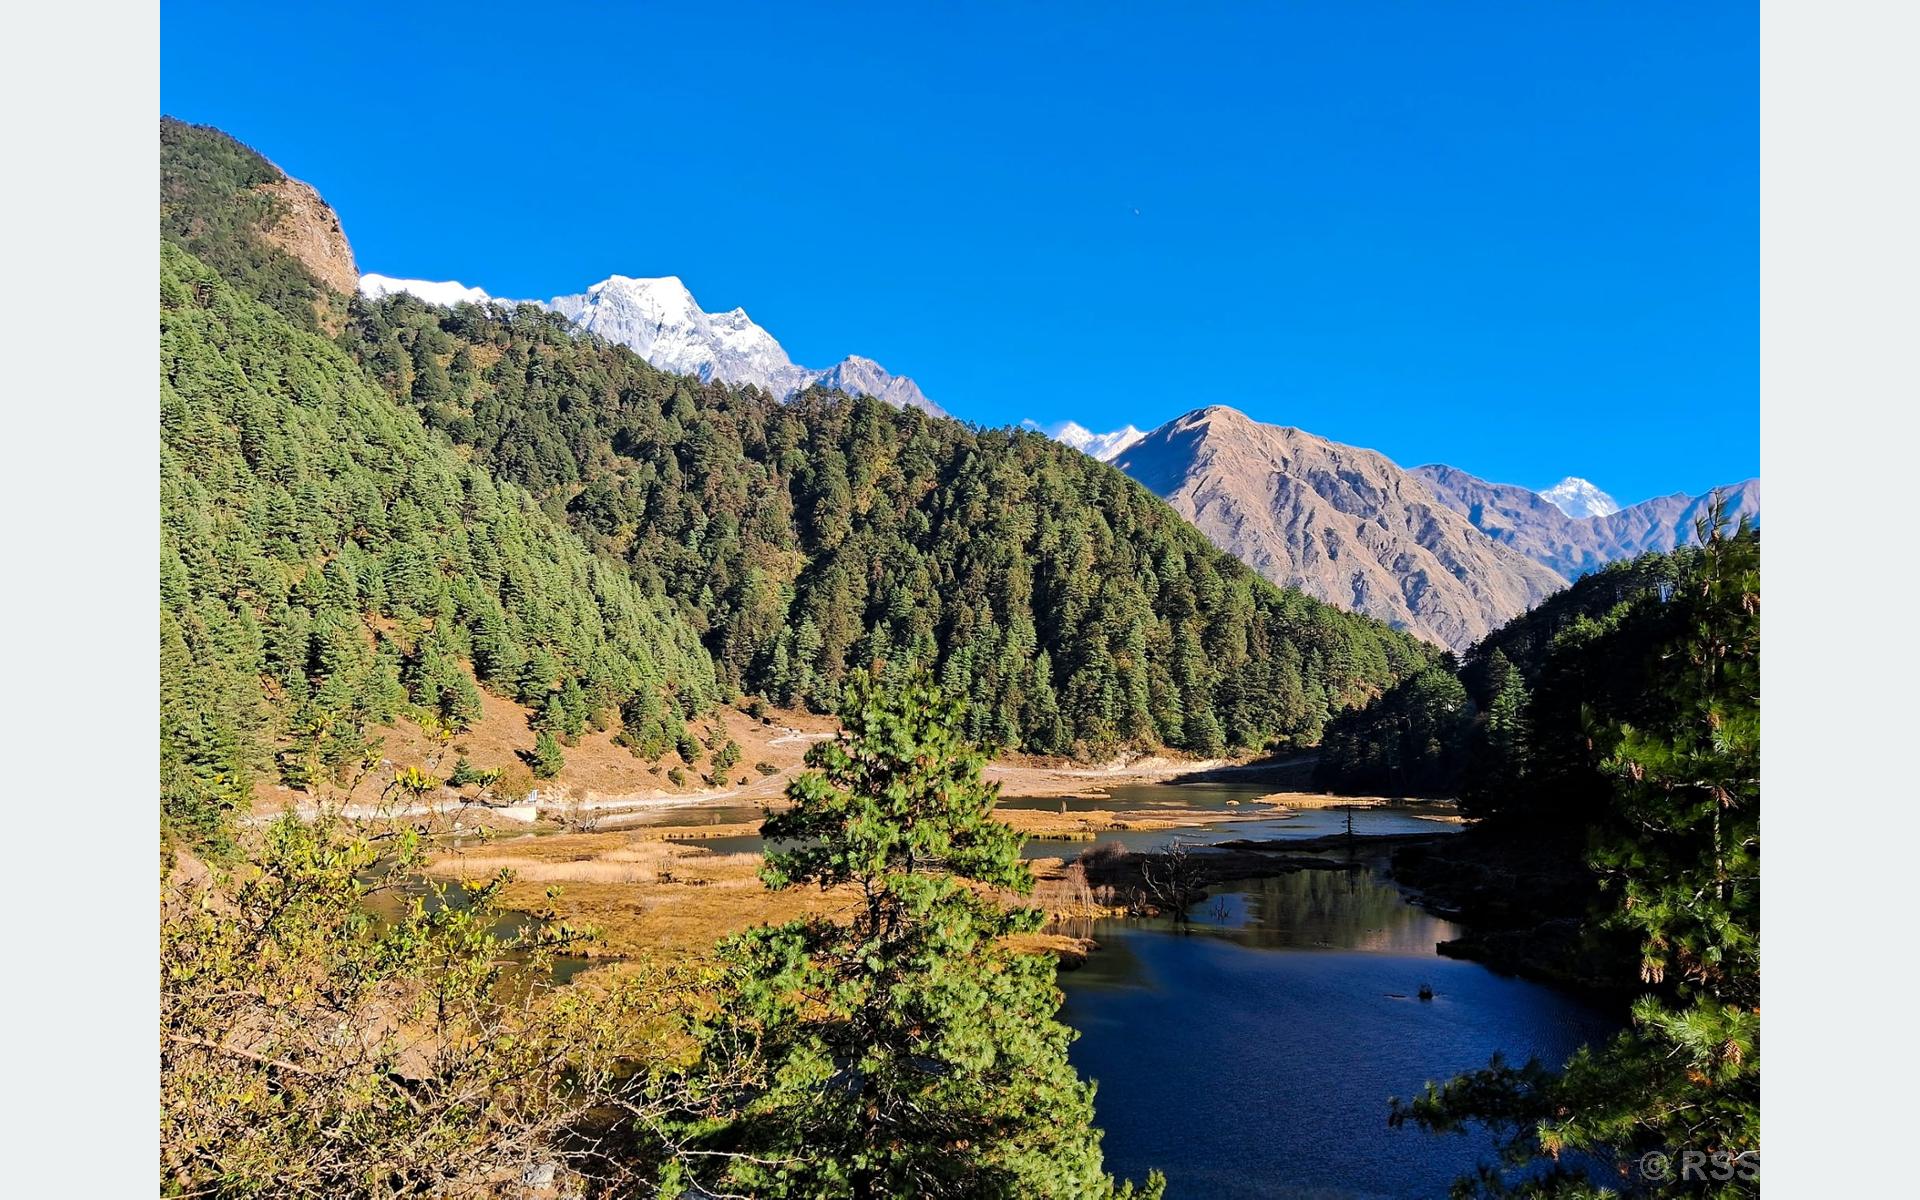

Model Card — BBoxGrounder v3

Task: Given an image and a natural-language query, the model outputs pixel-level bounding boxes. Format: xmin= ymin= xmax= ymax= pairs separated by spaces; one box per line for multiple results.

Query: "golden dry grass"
xmin=426 ymin=827 xmax=1132 ymax=962
xmin=426 ymin=833 xmax=851 ymax=958
xmin=994 ymin=798 xmax=1289 ymax=840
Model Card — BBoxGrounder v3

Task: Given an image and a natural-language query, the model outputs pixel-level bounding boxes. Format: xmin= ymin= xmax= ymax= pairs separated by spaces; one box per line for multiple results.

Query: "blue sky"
xmin=162 ymin=1 xmax=1756 ymax=503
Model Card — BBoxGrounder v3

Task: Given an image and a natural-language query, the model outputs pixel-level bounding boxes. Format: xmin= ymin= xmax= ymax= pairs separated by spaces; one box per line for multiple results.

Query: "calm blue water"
xmin=1061 ymin=871 xmax=1621 ymax=1199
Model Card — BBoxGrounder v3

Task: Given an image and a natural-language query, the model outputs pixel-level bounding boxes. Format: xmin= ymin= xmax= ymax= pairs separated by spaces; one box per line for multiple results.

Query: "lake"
xmin=1059 ymin=868 xmax=1621 ymax=1199
xmin=452 ymin=776 xmax=1617 ymax=1196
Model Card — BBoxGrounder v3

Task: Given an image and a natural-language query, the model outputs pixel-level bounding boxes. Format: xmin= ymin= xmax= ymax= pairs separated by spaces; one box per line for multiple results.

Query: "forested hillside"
xmin=1315 ymin=519 xmax=1755 ymax=821
xmin=160 ymin=117 xmax=1439 ymax=850
xmin=340 ymin=291 xmax=1435 ymax=756
xmin=160 ymin=244 xmax=717 ymax=845
xmin=161 ymin=116 xmax=351 ymax=333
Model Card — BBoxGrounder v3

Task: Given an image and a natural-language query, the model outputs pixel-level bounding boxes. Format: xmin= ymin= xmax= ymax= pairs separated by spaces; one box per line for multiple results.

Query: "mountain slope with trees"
xmin=1388 ymin=508 xmax=1759 ymax=1196
xmin=161 ymin=242 xmax=717 ymax=846
xmin=343 ymin=289 xmax=1434 ymax=757
xmin=1314 ymin=534 xmax=1732 ymax=818
xmin=160 ymin=117 xmax=1440 ymax=847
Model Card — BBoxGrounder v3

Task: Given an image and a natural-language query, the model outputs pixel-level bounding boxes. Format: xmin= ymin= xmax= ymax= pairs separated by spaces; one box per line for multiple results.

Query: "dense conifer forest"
xmin=341 ymin=293 xmax=1433 ymax=756
xmin=156 ymin=114 xmax=1759 ymax=1198
xmin=1315 ymin=541 xmax=1732 ymax=818
xmin=160 ymin=244 xmax=718 ymax=846
xmin=159 ymin=118 xmax=1436 ymax=851
xmin=1386 ymin=511 xmax=1760 ymax=1193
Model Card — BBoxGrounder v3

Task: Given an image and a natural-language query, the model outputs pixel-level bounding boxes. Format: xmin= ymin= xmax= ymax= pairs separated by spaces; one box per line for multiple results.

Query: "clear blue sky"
xmin=162 ymin=1 xmax=1756 ymax=503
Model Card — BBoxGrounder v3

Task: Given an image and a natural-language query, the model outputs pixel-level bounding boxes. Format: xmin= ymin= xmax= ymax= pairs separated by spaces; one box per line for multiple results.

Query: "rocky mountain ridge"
xmin=1411 ymin=465 xmax=1760 ymax=580
xmin=1111 ymin=407 xmax=1569 ymax=649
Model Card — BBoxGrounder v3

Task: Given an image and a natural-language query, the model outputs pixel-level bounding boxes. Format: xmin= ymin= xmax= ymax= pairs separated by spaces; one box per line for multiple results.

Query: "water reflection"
xmin=359 ymin=870 xmax=600 ymax=987
xmin=1059 ymin=873 xmax=1619 ymax=1200
xmin=996 ymin=781 xmax=1281 ymax=813
xmin=1198 ymin=870 xmax=1464 ymax=953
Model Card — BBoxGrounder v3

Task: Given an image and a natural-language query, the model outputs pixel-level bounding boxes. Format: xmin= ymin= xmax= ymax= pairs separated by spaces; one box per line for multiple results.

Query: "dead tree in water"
xmin=1140 ymin=837 xmax=1207 ymax=923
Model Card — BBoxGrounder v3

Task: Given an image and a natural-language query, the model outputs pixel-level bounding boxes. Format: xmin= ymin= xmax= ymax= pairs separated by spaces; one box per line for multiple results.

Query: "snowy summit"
xmin=1024 ymin=420 xmax=1146 ymax=462
xmin=359 ymin=274 xmax=495 ymax=308
xmin=1539 ymin=476 xmax=1621 ymax=519
xmin=356 ymin=272 xmax=944 ymax=417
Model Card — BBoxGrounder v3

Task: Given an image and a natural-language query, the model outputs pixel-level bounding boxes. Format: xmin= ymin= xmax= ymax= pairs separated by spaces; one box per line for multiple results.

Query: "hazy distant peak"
xmin=813 ymin=355 xmax=944 ymax=416
xmin=1414 ymin=465 xmax=1759 ymax=581
xmin=1540 ymin=476 xmax=1621 ymax=519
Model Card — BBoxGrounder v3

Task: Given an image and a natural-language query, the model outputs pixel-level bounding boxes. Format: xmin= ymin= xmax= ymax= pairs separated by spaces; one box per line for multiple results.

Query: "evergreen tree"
xmin=691 ymin=669 xmax=1162 ymax=1199
xmin=340 ymin=282 xmax=1436 ymax=754
xmin=536 ymin=692 xmax=569 ymax=737
xmin=159 ymin=239 xmax=712 ymax=849
xmin=528 ymin=730 xmax=565 ymax=780
xmin=1461 ymin=649 xmax=1531 ymax=816
xmin=1315 ymin=664 xmax=1473 ymax=795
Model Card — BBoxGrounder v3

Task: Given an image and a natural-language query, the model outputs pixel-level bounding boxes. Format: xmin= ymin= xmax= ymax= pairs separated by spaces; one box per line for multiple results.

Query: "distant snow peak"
xmin=813 ymin=355 xmax=942 ymax=416
xmin=357 ymin=272 xmax=944 ymax=417
xmin=1540 ymin=477 xmax=1621 ymax=519
xmin=358 ymin=274 xmax=495 ymax=307
xmin=549 ymin=274 xmax=811 ymax=394
xmin=1025 ymin=420 xmax=1146 ymax=462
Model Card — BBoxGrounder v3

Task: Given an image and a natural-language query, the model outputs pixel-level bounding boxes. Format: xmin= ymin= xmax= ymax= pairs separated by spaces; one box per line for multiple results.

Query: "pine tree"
xmin=528 ymin=730 xmax=565 ymax=780
xmin=534 ymin=691 xmax=565 ymax=737
xmin=1461 ymin=649 xmax=1531 ymax=816
xmin=558 ymin=676 xmax=590 ymax=736
xmin=690 ymin=668 xmax=1162 ymax=1200
xmin=441 ymin=667 xmax=484 ymax=733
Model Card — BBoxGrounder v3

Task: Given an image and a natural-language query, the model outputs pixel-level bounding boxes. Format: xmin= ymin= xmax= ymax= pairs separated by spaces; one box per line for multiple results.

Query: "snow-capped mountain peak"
xmin=359 ymin=270 xmax=944 ymax=416
xmin=547 ymin=275 xmax=809 ymax=394
xmin=812 ymin=355 xmax=941 ymax=415
xmin=1023 ymin=420 xmax=1147 ymax=462
xmin=359 ymin=274 xmax=496 ymax=308
xmin=1539 ymin=477 xmax=1621 ymax=519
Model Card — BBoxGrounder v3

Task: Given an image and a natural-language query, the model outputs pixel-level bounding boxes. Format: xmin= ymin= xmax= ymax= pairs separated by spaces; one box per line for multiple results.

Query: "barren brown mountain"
xmin=1112 ymin=406 xmax=1567 ymax=649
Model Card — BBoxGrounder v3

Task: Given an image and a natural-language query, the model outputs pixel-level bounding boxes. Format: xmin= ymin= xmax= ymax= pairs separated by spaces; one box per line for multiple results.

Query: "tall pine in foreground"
xmin=1391 ymin=502 xmax=1759 ymax=1197
xmin=685 ymin=669 xmax=1162 ymax=1200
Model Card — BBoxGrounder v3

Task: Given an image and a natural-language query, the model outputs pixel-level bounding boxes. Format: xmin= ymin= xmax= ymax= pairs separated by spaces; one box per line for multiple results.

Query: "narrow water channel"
xmin=675 ymin=780 xmax=1462 ymax=859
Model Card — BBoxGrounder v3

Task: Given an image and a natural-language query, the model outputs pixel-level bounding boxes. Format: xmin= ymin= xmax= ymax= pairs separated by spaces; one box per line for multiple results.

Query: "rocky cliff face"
xmin=1412 ymin=466 xmax=1760 ymax=579
xmin=254 ymin=177 xmax=358 ymax=296
xmin=1112 ymin=407 xmax=1568 ymax=649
